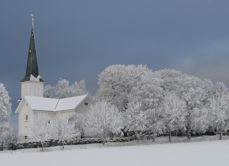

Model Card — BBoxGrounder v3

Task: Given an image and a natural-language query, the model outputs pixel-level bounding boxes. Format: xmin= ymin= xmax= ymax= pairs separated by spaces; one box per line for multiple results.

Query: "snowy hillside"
xmin=1 ymin=140 xmax=228 ymax=166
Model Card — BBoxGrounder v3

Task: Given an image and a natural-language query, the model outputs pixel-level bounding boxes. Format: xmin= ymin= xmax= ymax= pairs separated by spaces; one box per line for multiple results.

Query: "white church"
xmin=16 ymin=16 xmax=89 ymax=140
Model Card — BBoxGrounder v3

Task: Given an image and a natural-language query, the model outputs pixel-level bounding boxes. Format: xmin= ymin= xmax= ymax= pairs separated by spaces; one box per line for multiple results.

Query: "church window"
xmin=25 ymin=136 xmax=28 ymax=139
xmin=47 ymin=121 xmax=50 ymax=124
xmin=25 ymin=114 xmax=28 ymax=121
xmin=84 ymin=102 xmax=89 ymax=106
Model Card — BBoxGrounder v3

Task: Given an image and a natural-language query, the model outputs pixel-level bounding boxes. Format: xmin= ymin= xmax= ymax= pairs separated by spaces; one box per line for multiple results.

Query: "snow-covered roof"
xmin=23 ymin=95 xmax=88 ymax=112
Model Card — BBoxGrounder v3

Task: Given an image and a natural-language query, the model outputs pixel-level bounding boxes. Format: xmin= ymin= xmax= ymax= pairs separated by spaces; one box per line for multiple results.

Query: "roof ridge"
xmin=54 ymin=99 xmax=60 ymax=110
xmin=61 ymin=94 xmax=88 ymax=99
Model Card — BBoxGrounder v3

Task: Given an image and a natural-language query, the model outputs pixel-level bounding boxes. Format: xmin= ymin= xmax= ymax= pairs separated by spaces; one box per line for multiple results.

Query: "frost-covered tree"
xmin=208 ymin=82 xmax=229 ymax=140
xmin=31 ymin=113 xmax=57 ymax=151
xmin=131 ymin=72 xmax=163 ymax=112
xmin=179 ymin=77 xmax=211 ymax=139
xmin=5 ymin=128 xmax=18 ymax=150
xmin=123 ymin=101 xmax=146 ymax=136
xmin=144 ymin=109 xmax=164 ymax=141
xmin=0 ymin=83 xmax=11 ymax=146
xmin=44 ymin=79 xmax=88 ymax=98
xmin=97 ymin=65 xmax=229 ymax=140
xmin=153 ymin=69 xmax=214 ymax=139
xmin=83 ymin=101 xmax=123 ymax=142
xmin=152 ymin=69 xmax=185 ymax=93
xmin=97 ymin=65 xmax=152 ymax=111
xmin=161 ymin=93 xmax=186 ymax=142
xmin=119 ymin=71 xmax=163 ymax=137
xmin=56 ymin=117 xmax=76 ymax=149
xmin=131 ymin=73 xmax=164 ymax=139
xmin=71 ymin=114 xmax=86 ymax=138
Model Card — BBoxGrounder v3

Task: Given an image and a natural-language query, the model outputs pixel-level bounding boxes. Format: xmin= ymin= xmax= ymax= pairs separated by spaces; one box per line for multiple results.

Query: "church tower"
xmin=21 ymin=14 xmax=44 ymax=98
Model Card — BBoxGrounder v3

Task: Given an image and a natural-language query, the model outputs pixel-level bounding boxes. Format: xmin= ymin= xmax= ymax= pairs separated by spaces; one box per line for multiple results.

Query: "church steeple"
xmin=20 ymin=14 xmax=44 ymax=98
xmin=21 ymin=14 xmax=43 ymax=82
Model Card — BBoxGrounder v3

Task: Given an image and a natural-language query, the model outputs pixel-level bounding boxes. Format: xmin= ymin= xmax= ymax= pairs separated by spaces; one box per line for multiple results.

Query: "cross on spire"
xmin=31 ymin=13 xmax=35 ymax=29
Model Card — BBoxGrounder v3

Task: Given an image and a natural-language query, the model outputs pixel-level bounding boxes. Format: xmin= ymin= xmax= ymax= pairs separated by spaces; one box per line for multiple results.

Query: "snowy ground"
xmin=1 ymin=138 xmax=229 ymax=166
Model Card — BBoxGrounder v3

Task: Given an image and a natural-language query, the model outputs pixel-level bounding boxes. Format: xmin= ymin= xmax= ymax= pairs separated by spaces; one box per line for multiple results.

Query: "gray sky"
xmin=1 ymin=0 xmax=229 ymax=125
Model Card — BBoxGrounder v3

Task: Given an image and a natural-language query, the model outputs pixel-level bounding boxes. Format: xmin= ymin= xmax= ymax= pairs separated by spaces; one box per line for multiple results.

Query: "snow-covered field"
xmin=1 ymin=140 xmax=229 ymax=166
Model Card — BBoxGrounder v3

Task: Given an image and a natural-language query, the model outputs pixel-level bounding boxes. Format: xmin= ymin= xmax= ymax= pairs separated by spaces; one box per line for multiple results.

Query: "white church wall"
xmin=74 ymin=97 xmax=90 ymax=114
xmin=18 ymin=101 xmax=35 ymax=141
xmin=34 ymin=111 xmax=56 ymax=124
xmin=21 ymin=81 xmax=44 ymax=98
xmin=56 ymin=110 xmax=75 ymax=121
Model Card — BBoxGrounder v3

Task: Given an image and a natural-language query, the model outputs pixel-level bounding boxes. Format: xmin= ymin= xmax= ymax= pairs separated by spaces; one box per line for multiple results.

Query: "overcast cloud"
xmin=1 ymin=0 xmax=229 ymax=124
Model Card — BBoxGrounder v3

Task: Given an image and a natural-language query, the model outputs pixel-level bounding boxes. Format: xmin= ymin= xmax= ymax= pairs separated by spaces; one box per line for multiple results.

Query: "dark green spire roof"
xmin=21 ymin=27 xmax=43 ymax=82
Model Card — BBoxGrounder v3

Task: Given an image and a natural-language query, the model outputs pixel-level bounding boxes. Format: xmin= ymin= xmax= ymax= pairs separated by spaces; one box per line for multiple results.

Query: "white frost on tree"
xmin=97 ymin=64 xmax=152 ymax=111
xmin=161 ymin=93 xmax=186 ymax=142
xmin=44 ymin=79 xmax=88 ymax=98
xmin=0 ymin=83 xmax=11 ymax=144
xmin=153 ymin=69 xmax=214 ymax=139
xmin=131 ymin=72 xmax=163 ymax=112
xmin=131 ymin=73 xmax=164 ymax=139
xmin=83 ymin=101 xmax=123 ymax=142
xmin=31 ymin=113 xmax=56 ymax=150
xmin=123 ymin=101 xmax=147 ymax=134
xmin=208 ymin=82 xmax=229 ymax=140
xmin=96 ymin=66 xmax=229 ymax=140
xmin=56 ymin=116 xmax=76 ymax=149
xmin=179 ymin=77 xmax=211 ymax=139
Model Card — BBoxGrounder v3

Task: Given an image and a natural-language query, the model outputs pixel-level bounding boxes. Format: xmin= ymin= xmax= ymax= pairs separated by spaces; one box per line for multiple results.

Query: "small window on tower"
xmin=25 ymin=115 xmax=28 ymax=121
xmin=25 ymin=136 xmax=28 ymax=139
xmin=84 ymin=102 xmax=89 ymax=106
xmin=47 ymin=121 xmax=50 ymax=124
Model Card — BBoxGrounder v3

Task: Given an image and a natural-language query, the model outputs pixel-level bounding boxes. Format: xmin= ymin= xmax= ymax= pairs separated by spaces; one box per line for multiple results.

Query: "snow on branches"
xmin=96 ymin=65 xmax=229 ymax=140
xmin=0 ymin=83 xmax=11 ymax=142
xmin=83 ymin=101 xmax=123 ymax=140
xmin=44 ymin=79 xmax=88 ymax=98
xmin=97 ymin=65 xmax=152 ymax=111
xmin=161 ymin=93 xmax=186 ymax=142
xmin=208 ymin=82 xmax=229 ymax=139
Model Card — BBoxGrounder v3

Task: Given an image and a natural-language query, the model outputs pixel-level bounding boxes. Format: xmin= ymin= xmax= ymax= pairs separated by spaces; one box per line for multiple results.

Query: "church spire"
xmin=21 ymin=14 xmax=43 ymax=82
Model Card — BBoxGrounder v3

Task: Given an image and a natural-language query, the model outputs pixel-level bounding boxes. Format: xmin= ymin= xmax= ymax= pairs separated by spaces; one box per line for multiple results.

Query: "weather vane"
xmin=30 ymin=13 xmax=35 ymax=29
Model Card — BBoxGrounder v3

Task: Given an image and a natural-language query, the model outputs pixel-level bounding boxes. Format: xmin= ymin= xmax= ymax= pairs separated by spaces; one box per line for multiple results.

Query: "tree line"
xmin=1 ymin=64 xmax=229 ymax=148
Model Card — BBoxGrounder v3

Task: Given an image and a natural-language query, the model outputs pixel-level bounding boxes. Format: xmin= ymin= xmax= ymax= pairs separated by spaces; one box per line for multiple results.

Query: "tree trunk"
xmin=185 ymin=102 xmax=192 ymax=141
xmin=102 ymin=131 xmax=106 ymax=145
xmin=219 ymin=130 xmax=223 ymax=140
xmin=102 ymin=136 xmax=106 ymax=145
xmin=121 ymin=127 xmax=128 ymax=137
xmin=187 ymin=130 xmax=191 ymax=141
xmin=80 ymin=128 xmax=85 ymax=138
xmin=219 ymin=124 xmax=223 ymax=140
xmin=186 ymin=112 xmax=192 ymax=141
xmin=152 ymin=133 xmax=156 ymax=142
xmin=168 ymin=128 xmax=172 ymax=143
xmin=41 ymin=142 xmax=44 ymax=151
xmin=62 ymin=141 xmax=65 ymax=149
xmin=0 ymin=141 xmax=3 ymax=151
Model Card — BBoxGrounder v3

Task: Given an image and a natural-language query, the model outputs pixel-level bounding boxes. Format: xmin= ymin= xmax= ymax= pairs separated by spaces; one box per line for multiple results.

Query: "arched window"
xmin=25 ymin=115 xmax=28 ymax=121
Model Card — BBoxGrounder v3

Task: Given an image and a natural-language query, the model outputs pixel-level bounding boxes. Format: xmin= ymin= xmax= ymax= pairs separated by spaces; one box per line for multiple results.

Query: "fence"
xmin=2 ymin=136 xmax=136 ymax=151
